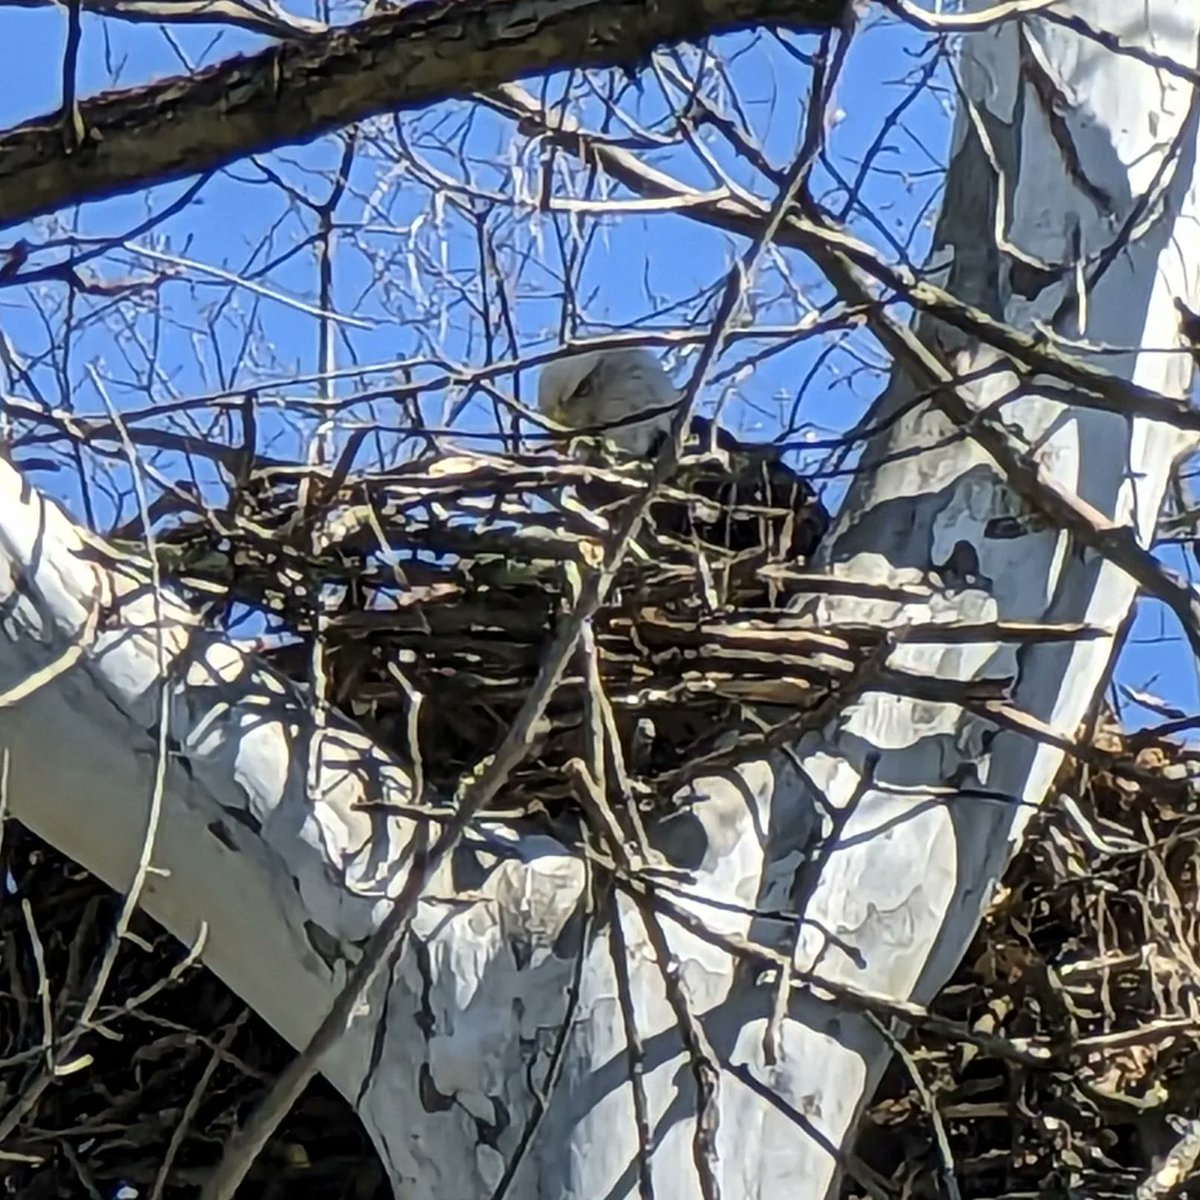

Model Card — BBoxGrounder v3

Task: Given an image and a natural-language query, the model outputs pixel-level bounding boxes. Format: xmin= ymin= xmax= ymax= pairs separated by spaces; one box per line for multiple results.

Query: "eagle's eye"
xmin=571 ymin=374 xmax=595 ymax=403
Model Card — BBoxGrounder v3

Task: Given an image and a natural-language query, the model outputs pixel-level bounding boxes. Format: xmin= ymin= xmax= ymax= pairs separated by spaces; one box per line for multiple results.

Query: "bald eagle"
xmin=538 ymin=346 xmax=676 ymax=457
xmin=537 ymin=346 xmax=828 ymax=569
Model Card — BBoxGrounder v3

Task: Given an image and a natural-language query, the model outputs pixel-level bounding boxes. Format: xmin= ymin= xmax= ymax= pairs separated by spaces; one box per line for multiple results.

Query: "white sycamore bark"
xmin=1 ymin=2 xmax=1198 ymax=1197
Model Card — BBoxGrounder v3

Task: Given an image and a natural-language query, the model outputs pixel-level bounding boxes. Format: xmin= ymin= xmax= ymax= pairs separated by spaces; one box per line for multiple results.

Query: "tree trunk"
xmin=769 ymin=3 xmax=1200 ymax=1191
xmin=1 ymin=3 xmax=1197 ymax=1198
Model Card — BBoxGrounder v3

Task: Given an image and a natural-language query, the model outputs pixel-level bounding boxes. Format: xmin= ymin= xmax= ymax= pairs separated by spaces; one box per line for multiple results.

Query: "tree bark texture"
xmin=0 ymin=3 xmax=1198 ymax=1199
xmin=776 ymin=2 xmax=1200 ymax=1193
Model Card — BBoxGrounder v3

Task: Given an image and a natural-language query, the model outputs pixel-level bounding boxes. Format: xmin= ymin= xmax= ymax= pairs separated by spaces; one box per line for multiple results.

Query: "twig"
xmin=608 ymin=890 xmax=656 ymax=1200
xmin=151 ymin=1010 xmax=251 ymax=1200
xmin=0 ymin=371 xmax=174 ymax=1143
xmin=1136 ymin=1116 xmax=1200 ymax=1200
xmin=869 ymin=1013 xmax=962 ymax=1200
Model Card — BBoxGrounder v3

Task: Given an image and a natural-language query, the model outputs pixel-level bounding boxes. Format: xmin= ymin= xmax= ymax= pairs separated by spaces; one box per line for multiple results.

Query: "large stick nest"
xmin=109 ymin=434 xmax=833 ymax=808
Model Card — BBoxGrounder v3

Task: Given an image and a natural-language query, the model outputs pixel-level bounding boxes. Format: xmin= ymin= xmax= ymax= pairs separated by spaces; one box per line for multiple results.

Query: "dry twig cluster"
xmin=848 ymin=721 xmax=1200 ymax=1200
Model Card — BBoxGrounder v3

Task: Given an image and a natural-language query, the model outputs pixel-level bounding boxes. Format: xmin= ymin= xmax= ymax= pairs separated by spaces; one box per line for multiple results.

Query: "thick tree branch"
xmin=0 ymin=0 xmax=843 ymax=230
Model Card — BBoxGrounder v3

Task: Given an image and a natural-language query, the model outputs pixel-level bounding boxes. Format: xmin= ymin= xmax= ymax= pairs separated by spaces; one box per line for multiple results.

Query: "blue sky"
xmin=0 ymin=4 xmax=1195 ymax=730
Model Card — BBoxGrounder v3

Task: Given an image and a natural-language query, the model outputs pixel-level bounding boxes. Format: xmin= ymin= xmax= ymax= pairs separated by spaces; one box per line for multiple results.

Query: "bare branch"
xmin=0 ymin=0 xmax=844 ymax=229
xmin=0 ymin=0 xmax=325 ymax=40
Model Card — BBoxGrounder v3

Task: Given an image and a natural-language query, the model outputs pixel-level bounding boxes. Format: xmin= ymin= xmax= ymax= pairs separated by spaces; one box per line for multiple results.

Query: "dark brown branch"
xmin=0 ymin=0 xmax=844 ymax=230
xmin=485 ymin=83 xmax=1199 ymax=434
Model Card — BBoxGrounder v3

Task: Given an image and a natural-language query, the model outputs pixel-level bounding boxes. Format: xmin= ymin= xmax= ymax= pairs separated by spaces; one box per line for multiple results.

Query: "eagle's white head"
xmin=537 ymin=346 xmax=678 ymax=456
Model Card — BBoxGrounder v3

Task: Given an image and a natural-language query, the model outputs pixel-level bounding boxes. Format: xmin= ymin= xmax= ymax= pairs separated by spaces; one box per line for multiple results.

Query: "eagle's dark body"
xmin=642 ymin=414 xmax=826 ymax=565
